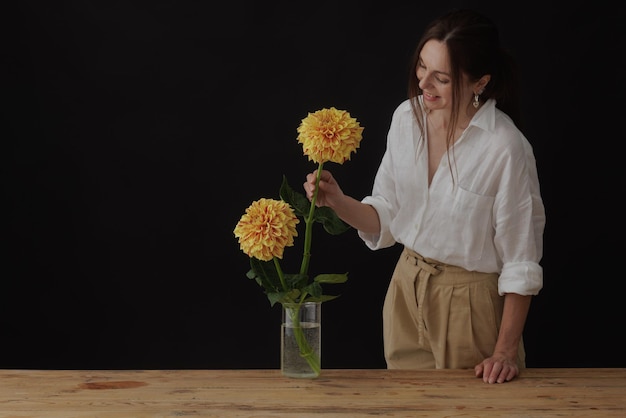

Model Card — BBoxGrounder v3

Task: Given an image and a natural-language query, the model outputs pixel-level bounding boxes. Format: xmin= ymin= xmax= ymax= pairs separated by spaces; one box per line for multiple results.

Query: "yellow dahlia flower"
xmin=234 ymin=198 xmax=299 ymax=262
xmin=297 ymin=107 xmax=364 ymax=164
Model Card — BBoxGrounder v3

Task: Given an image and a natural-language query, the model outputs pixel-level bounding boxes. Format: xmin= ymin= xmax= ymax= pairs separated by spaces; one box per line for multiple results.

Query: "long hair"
xmin=407 ymin=9 xmax=522 ymax=150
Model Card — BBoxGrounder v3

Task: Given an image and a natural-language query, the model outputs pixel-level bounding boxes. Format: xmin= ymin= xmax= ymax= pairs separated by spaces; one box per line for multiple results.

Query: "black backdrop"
xmin=3 ymin=1 xmax=624 ymax=369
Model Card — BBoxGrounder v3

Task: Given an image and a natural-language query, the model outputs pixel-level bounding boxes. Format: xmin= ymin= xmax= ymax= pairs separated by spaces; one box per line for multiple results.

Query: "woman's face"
xmin=416 ymin=39 xmax=474 ymax=113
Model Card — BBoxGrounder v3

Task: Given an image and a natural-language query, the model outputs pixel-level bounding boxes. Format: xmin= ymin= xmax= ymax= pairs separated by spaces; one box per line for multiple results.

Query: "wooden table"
xmin=1 ymin=368 xmax=624 ymax=417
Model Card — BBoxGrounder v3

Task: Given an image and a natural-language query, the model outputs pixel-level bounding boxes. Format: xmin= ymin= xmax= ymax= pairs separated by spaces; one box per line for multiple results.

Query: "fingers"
xmin=503 ymin=366 xmax=518 ymax=383
xmin=485 ymin=362 xmax=504 ymax=384
xmin=303 ymin=171 xmax=318 ymax=200
xmin=475 ymin=359 xmax=519 ymax=384
xmin=306 ymin=172 xmax=317 ymax=183
xmin=304 ymin=170 xmax=333 ymax=201
xmin=303 ymin=181 xmax=313 ymax=200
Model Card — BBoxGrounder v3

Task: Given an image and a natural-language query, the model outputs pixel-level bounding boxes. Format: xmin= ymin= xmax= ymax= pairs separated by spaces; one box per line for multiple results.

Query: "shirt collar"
xmin=469 ymin=98 xmax=496 ymax=133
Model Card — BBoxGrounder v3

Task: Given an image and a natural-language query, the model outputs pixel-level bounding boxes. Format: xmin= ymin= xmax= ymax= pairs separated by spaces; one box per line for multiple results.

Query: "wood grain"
xmin=1 ymin=368 xmax=624 ymax=417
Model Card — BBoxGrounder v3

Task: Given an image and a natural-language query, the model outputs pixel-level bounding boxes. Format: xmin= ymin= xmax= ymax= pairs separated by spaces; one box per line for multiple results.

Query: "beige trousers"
xmin=382 ymin=247 xmax=525 ymax=369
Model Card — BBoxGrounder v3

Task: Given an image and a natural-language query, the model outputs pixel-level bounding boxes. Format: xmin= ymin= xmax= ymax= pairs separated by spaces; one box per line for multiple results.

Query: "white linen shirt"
xmin=360 ymin=98 xmax=545 ymax=296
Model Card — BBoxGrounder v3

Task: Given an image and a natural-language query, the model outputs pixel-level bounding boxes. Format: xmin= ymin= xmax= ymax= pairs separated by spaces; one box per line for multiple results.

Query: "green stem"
xmin=300 ymin=162 xmax=324 ymax=276
xmin=273 ymin=257 xmax=288 ymax=292
xmin=290 ymin=163 xmax=324 ymax=376
xmin=286 ymin=302 xmax=321 ymax=376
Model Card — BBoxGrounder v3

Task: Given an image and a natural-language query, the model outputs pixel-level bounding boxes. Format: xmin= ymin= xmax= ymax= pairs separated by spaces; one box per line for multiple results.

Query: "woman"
xmin=303 ymin=9 xmax=545 ymax=384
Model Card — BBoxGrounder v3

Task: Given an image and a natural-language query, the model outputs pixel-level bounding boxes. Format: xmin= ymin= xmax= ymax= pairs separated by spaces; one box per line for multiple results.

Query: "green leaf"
xmin=306 ymin=294 xmax=341 ymax=303
xmin=267 ymin=289 xmax=301 ymax=306
xmin=279 ymin=176 xmax=311 ymax=218
xmin=245 ymin=268 xmax=263 ymax=287
xmin=285 ymin=273 xmax=309 ymax=291
xmin=314 ymin=273 xmax=349 ymax=284
xmin=313 ymin=206 xmax=351 ymax=235
xmin=302 ymin=281 xmax=323 ymax=298
xmin=248 ymin=258 xmax=282 ymax=292
xmin=267 ymin=291 xmax=287 ymax=306
xmin=267 ymin=293 xmax=281 ymax=306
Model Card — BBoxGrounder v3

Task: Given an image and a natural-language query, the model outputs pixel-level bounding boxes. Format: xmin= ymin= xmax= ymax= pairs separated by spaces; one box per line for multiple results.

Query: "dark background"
xmin=3 ymin=1 xmax=624 ymax=369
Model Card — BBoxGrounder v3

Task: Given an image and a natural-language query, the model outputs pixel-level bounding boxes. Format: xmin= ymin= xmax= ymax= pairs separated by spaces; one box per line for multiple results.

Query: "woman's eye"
xmin=436 ymin=77 xmax=449 ymax=84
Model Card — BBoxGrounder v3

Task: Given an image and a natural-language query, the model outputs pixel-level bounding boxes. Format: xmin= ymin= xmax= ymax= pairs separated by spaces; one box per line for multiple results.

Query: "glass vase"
xmin=281 ymin=301 xmax=321 ymax=378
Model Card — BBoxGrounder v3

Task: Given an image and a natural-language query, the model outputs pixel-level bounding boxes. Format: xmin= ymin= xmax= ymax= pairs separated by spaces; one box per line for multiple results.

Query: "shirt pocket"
xmin=427 ymin=186 xmax=495 ymax=262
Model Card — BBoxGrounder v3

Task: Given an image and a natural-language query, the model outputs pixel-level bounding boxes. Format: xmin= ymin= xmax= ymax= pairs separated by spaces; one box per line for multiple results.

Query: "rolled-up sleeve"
xmin=359 ymin=195 xmax=395 ymax=250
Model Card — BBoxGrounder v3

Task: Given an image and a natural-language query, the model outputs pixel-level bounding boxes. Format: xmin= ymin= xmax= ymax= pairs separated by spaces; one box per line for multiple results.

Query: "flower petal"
xmin=296 ymin=107 xmax=364 ymax=164
xmin=234 ymin=198 xmax=299 ymax=261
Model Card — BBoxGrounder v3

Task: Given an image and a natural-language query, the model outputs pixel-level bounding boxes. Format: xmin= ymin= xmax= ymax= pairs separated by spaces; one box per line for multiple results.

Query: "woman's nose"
xmin=418 ymin=72 xmax=431 ymax=90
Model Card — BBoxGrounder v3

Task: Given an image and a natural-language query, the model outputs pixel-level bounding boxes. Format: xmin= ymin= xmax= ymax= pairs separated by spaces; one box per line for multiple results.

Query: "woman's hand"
xmin=303 ymin=169 xmax=344 ymax=208
xmin=303 ymin=169 xmax=381 ymax=234
xmin=474 ymin=353 xmax=520 ymax=384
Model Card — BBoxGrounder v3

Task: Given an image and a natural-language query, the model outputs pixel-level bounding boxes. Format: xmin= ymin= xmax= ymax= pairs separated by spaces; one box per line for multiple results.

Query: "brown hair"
xmin=407 ymin=9 xmax=521 ymax=150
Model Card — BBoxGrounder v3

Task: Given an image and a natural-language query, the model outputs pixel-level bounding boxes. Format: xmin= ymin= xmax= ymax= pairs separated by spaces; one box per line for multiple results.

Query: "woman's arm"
xmin=474 ymin=293 xmax=532 ymax=383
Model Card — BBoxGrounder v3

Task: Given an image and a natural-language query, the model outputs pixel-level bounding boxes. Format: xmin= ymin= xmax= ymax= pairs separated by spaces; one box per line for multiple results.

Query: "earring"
xmin=473 ymin=92 xmax=480 ymax=108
